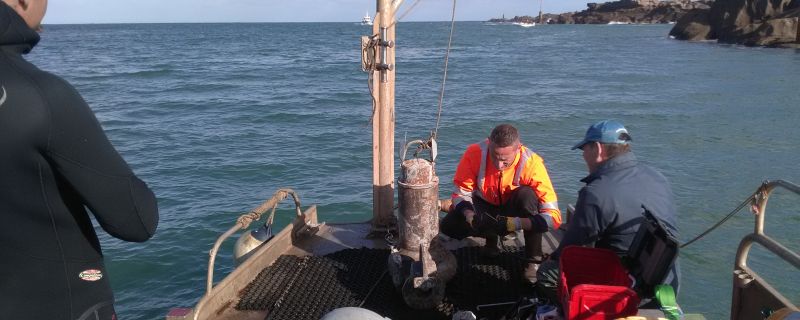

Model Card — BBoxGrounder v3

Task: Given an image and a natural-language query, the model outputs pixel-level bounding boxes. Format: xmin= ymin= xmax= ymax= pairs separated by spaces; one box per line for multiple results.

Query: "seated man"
xmin=440 ymin=124 xmax=561 ymax=283
xmin=536 ymin=120 xmax=680 ymax=303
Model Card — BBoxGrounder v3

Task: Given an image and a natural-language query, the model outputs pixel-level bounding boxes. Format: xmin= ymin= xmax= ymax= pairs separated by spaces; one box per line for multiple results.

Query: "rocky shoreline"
xmin=488 ymin=0 xmax=799 ymax=48
xmin=669 ymin=0 xmax=800 ymax=47
xmin=489 ymin=0 xmax=712 ymax=25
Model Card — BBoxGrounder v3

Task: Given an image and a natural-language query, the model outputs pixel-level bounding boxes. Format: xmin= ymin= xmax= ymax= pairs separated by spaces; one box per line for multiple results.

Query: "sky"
xmin=44 ymin=0 xmax=604 ymax=24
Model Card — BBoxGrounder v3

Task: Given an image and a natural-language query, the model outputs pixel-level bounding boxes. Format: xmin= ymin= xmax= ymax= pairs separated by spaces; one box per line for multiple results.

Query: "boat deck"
xmin=204 ymin=220 xmax=564 ymax=320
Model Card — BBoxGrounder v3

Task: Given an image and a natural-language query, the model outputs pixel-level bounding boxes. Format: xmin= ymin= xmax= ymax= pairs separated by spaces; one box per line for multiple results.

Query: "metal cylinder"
xmin=389 ymin=157 xmax=457 ymax=309
xmin=397 ymin=158 xmax=440 ymax=256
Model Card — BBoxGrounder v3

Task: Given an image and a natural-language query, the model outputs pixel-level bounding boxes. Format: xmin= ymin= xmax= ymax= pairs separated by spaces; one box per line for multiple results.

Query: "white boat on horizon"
xmin=361 ymin=12 xmax=373 ymax=25
xmin=513 ymin=21 xmax=536 ymax=28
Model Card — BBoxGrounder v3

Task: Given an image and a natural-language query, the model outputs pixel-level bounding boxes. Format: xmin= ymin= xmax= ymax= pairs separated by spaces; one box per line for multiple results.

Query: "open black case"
xmin=626 ymin=207 xmax=680 ymax=298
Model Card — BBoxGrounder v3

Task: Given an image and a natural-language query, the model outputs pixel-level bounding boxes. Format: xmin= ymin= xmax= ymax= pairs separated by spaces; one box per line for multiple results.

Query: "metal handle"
xmin=401 ymin=138 xmax=437 ymax=163
xmin=736 ymin=179 xmax=800 ymax=270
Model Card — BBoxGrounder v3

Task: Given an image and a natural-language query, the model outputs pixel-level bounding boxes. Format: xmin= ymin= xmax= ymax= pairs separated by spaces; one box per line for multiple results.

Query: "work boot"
xmin=480 ymin=234 xmax=500 ymax=258
xmin=523 ymin=230 xmax=544 ymax=284
xmin=524 ymin=259 xmax=541 ymax=284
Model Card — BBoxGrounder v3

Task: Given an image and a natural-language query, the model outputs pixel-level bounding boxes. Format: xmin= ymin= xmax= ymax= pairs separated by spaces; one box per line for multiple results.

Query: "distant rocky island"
xmin=489 ymin=0 xmax=711 ymax=25
xmin=669 ymin=0 xmax=800 ymax=47
xmin=489 ymin=0 xmax=800 ymax=47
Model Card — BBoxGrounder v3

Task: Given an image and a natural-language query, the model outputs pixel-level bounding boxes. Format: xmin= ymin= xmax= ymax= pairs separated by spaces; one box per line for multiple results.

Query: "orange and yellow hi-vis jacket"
xmin=451 ymin=139 xmax=561 ymax=230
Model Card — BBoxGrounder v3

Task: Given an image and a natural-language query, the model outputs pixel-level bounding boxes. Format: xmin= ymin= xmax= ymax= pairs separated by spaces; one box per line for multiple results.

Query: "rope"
xmin=679 ymin=190 xmax=759 ymax=248
xmin=486 ymin=188 xmax=757 ymax=252
xmin=367 ymin=64 xmax=377 ymax=126
xmin=363 ymin=35 xmax=379 ymax=125
xmin=389 ymin=0 xmax=425 ymax=29
xmin=359 ymin=269 xmax=389 ymax=308
xmin=432 ymin=0 xmax=457 ymax=140
xmin=236 ymin=211 xmax=261 ymax=230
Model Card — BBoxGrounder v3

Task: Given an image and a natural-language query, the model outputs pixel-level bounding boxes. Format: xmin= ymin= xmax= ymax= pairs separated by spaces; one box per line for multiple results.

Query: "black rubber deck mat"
xmin=236 ymin=246 xmax=536 ymax=320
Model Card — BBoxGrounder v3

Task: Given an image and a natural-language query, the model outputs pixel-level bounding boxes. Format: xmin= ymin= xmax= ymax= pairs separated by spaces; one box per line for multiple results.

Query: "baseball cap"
xmin=572 ymin=120 xmax=632 ymax=150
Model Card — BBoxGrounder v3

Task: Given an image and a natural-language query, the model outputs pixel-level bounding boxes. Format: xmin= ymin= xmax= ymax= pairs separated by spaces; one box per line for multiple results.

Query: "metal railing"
xmin=205 ymin=189 xmax=303 ymax=294
xmin=731 ymin=180 xmax=800 ymax=319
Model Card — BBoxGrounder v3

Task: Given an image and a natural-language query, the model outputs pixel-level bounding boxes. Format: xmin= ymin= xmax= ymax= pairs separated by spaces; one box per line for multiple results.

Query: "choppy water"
xmin=28 ymin=22 xmax=800 ymax=319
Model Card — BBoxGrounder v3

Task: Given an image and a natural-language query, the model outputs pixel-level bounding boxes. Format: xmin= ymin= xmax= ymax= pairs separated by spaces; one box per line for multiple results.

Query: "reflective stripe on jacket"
xmin=451 ymin=139 xmax=561 ymax=229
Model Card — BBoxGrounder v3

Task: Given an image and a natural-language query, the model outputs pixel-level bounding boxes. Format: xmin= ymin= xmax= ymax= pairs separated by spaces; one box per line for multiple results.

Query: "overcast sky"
xmin=44 ymin=0 xmax=601 ymax=24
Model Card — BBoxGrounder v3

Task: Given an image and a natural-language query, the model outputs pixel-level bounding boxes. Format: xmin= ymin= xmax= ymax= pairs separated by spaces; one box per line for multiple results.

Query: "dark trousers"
xmin=441 ymin=186 xmax=543 ymax=259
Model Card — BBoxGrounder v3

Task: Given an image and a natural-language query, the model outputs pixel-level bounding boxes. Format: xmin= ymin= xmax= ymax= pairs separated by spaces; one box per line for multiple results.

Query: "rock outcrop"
xmin=565 ymin=0 xmax=712 ymax=24
xmin=670 ymin=0 xmax=800 ymax=47
xmin=490 ymin=0 xmax=712 ymax=25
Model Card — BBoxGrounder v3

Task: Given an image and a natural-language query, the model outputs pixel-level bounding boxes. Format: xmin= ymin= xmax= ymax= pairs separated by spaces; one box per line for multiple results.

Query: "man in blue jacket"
xmin=1 ymin=1 xmax=159 ymax=319
xmin=535 ymin=120 xmax=679 ymax=303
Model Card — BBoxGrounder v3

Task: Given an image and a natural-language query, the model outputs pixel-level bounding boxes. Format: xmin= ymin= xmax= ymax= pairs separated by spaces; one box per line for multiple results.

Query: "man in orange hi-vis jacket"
xmin=440 ymin=124 xmax=561 ymax=284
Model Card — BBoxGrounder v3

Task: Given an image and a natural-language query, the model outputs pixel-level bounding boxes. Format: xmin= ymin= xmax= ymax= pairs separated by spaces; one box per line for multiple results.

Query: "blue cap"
xmin=572 ymin=120 xmax=632 ymax=150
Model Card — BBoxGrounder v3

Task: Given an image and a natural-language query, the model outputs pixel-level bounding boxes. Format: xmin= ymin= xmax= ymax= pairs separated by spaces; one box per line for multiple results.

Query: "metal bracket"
xmin=381 ymin=39 xmax=395 ymax=48
xmin=379 ymin=27 xmax=392 ymax=82
xmin=294 ymin=220 xmax=324 ymax=239
xmin=376 ymin=63 xmax=394 ymax=71
xmin=361 ymin=34 xmax=394 ymax=74
xmin=733 ymin=269 xmax=754 ymax=288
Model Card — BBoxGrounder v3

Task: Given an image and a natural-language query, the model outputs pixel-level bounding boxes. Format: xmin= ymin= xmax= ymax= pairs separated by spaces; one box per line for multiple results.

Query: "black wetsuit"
xmin=1 ymin=4 xmax=159 ymax=319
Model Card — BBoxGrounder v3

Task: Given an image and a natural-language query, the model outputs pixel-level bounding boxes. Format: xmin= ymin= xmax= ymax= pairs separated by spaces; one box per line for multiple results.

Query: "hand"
xmin=494 ymin=216 xmax=510 ymax=235
xmin=463 ymin=209 xmax=476 ymax=227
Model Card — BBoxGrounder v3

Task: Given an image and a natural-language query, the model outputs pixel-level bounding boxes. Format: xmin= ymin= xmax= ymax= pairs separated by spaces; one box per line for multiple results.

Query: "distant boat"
xmin=517 ymin=0 xmax=543 ymax=28
xmin=361 ymin=12 xmax=373 ymax=25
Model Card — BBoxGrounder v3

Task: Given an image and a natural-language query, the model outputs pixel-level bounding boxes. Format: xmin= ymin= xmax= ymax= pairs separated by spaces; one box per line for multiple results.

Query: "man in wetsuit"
xmin=1 ymin=1 xmax=159 ymax=319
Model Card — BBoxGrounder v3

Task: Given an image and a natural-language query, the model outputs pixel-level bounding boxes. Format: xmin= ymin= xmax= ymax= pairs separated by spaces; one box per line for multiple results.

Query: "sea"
xmin=28 ymin=22 xmax=800 ymax=319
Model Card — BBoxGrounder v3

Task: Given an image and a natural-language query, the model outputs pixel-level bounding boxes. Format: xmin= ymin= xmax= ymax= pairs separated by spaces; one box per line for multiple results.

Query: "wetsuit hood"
xmin=0 ymin=1 xmax=40 ymax=54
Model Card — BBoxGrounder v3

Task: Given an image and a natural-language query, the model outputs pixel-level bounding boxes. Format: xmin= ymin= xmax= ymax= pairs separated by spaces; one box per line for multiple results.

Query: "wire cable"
xmin=679 ymin=190 xmax=758 ymax=248
xmin=432 ymin=0 xmax=457 ymax=140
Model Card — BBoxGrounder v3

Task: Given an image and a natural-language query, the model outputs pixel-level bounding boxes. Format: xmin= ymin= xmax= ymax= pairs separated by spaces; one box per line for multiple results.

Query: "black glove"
xmin=477 ymin=215 xmax=510 ymax=236
xmin=494 ymin=216 xmax=511 ymax=235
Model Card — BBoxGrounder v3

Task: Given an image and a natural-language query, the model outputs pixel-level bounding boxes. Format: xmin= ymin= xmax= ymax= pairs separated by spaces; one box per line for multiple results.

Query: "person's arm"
xmin=42 ymin=75 xmax=158 ymax=242
xmin=551 ymin=188 xmax=605 ymax=258
xmin=525 ymin=155 xmax=562 ymax=232
xmin=451 ymin=144 xmax=479 ymax=215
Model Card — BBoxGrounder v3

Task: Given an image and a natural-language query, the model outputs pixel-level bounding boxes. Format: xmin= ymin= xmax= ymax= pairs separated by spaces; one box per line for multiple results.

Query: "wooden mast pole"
xmin=372 ymin=0 xmax=398 ymax=231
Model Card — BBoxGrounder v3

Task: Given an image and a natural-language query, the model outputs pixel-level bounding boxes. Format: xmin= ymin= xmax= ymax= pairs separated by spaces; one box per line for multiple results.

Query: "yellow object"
xmin=506 ymin=216 xmax=516 ymax=232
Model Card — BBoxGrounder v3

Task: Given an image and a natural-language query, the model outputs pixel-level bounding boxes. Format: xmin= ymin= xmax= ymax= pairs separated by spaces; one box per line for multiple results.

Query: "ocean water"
xmin=28 ymin=22 xmax=800 ymax=319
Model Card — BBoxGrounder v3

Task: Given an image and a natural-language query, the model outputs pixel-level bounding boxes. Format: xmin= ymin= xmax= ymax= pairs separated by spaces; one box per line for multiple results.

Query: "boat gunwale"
xmin=190 ymin=206 xmax=320 ymax=320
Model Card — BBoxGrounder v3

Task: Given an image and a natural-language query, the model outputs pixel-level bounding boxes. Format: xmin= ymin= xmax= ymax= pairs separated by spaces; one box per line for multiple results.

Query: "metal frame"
xmin=190 ymin=189 xmax=319 ymax=320
xmin=731 ymin=180 xmax=800 ymax=320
